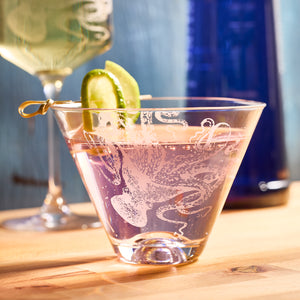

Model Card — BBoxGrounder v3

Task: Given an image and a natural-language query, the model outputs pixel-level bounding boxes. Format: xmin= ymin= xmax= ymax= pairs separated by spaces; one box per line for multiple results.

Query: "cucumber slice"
xmin=105 ymin=61 xmax=140 ymax=122
xmin=81 ymin=69 xmax=126 ymax=131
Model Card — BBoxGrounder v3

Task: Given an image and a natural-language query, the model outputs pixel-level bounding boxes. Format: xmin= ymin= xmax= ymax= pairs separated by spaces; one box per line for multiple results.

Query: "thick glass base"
xmin=112 ymin=233 xmax=207 ymax=266
xmin=1 ymin=212 xmax=101 ymax=231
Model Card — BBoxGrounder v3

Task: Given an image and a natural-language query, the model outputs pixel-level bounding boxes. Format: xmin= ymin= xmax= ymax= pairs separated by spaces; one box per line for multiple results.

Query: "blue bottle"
xmin=187 ymin=0 xmax=289 ymax=207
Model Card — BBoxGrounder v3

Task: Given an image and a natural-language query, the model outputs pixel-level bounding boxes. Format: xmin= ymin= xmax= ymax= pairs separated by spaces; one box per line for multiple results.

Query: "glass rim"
xmin=51 ymin=97 xmax=266 ymax=112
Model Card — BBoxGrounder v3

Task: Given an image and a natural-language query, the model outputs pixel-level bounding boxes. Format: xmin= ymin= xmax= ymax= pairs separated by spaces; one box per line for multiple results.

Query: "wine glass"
xmin=0 ymin=0 xmax=113 ymax=231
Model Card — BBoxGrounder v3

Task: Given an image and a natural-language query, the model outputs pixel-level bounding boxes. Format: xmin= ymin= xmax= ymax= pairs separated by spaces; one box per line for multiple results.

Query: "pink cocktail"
xmin=41 ymin=97 xmax=265 ymax=264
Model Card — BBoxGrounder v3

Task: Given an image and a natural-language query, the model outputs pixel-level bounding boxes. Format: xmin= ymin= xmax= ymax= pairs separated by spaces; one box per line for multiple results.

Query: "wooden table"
xmin=0 ymin=183 xmax=300 ymax=300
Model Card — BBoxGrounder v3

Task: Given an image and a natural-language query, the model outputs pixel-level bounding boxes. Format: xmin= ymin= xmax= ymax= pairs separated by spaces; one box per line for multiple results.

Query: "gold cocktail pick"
xmin=18 ymin=99 xmax=64 ymax=118
xmin=18 ymin=95 xmax=152 ymax=118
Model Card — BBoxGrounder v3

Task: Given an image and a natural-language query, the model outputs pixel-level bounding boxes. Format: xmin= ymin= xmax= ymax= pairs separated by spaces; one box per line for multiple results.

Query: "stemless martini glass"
xmin=19 ymin=97 xmax=265 ymax=264
xmin=0 ymin=0 xmax=113 ymax=230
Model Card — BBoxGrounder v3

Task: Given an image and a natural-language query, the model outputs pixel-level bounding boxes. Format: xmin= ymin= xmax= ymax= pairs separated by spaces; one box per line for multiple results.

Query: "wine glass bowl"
xmin=0 ymin=0 xmax=113 ymax=231
xmin=1 ymin=0 xmax=112 ymax=76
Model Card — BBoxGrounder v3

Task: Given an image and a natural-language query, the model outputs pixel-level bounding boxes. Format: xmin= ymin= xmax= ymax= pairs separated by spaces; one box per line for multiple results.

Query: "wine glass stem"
xmin=39 ymin=76 xmax=69 ymax=215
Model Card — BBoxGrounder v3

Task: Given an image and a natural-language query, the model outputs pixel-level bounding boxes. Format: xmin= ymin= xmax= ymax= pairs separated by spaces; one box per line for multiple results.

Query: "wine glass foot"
xmin=1 ymin=213 xmax=101 ymax=232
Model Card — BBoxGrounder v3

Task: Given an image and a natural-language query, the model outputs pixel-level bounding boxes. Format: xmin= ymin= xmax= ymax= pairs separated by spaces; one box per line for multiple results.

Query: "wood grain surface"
xmin=0 ymin=182 xmax=299 ymax=299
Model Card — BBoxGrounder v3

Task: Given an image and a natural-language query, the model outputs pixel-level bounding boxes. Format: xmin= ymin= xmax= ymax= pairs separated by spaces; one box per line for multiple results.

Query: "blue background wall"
xmin=0 ymin=0 xmax=188 ymax=210
xmin=279 ymin=0 xmax=300 ymax=182
xmin=0 ymin=0 xmax=299 ymax=210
